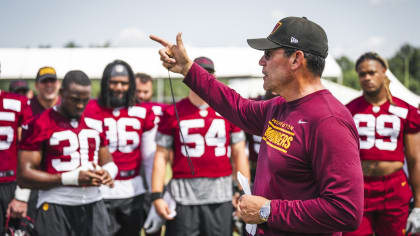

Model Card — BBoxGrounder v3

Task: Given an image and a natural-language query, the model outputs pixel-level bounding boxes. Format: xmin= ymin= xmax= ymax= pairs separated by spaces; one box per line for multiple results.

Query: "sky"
xmin=1 ymin=0 xmax=419 ymax=60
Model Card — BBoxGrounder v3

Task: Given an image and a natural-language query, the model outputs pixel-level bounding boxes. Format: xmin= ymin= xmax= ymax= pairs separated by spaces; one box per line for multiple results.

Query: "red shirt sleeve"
xmin=20 ymin=115 xmax=49 ymax=151
xmin=143 ymin=106 xmax=156 ymax=132
xmin=157 ymin=105 xmax=176 ymax=137
xmin=405 ymin=106 xmax=420 ymax=133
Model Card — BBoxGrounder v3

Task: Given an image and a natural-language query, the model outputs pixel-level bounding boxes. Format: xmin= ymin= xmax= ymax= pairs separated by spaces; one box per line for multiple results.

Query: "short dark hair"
xmin=283 ymin=48 xmax=325 ymax=77
xmin=98 ymin=60 xmax=136 ymax=108
xmin=61 ymin=70 xmax=91 ymax=91
xmin=135 ymin=73 xmax=153 ymax=84
xmin=355 ymin=52 xmax=388 ymax=72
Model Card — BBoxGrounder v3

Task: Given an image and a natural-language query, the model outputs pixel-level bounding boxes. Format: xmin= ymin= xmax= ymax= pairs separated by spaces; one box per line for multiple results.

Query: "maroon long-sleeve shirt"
xmin=184 ymin=63 xmax=363 ymax=235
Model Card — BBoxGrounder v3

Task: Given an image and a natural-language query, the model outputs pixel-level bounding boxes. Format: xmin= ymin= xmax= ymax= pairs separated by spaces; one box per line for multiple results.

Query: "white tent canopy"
xmin=386 ymin=70 xmax=420 ymax=108
xmin=0 ymin=47 xmax=342 ymax=80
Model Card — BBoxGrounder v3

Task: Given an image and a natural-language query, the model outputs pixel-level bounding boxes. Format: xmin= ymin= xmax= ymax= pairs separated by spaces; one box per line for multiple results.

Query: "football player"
xmin=30 ymin=66 xmax=60 ymax=115
xmin=151 ymin=56 xmax=250 ymax=236
xmin=135 ymin=72 xmax=154 ymax=103
xmin=9 ymin=79 xmax=33 ymax=99
xmin=18 ymin=70 xmax=117 ymax=236
xmin=135 ymin=72 xmax=168 ymax=123
xmin=344 ymin=52 xmax=420 ymax=236
xmin=0 ymin=64 xmax=33 ymax=233
xmin=84 ymin=60 xmax=156 ymax=236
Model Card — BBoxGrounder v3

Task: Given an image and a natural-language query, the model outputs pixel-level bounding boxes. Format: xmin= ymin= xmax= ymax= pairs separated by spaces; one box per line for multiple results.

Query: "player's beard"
xmin=364 ymin=82 xmax=383 ymax=98
xmin=110 ymin=91 xmax=128 ymax=108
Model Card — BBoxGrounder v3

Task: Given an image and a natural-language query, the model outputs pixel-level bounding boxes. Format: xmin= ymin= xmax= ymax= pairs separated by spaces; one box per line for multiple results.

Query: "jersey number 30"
xmin=50 ymin=130 xmax=100 ymax=171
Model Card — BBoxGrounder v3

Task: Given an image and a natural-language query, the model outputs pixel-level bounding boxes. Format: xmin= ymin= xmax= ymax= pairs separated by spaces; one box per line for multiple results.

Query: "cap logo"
xmin=115 ymin=65 xmax=125 ymax=73
xmin=290 ymin=37 xmax=298 ymax=44
xmin=39 ymin=67 xmax=56 ymax=76
xmin=270 ymin=21 xmax=283 ymax=35
xmin=111 ymin=64 xmax=129 ymax=77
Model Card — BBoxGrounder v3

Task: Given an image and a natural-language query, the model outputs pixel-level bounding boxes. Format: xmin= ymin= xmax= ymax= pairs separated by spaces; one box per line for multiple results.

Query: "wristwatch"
xmin=259 ymin=200 xmax=271 ymax=222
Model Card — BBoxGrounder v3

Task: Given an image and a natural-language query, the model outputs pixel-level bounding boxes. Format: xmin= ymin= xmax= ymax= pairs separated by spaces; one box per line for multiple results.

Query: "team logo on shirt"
xmin=262 ymin=119 xmax=294 ymax=153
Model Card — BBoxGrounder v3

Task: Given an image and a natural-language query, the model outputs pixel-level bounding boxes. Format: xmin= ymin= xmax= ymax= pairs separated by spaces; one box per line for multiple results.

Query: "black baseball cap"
xmin=9 ymin=80 xmax=29 ymax=93
xmin=36 ymin=66 xmax=57 ymax=82
xmin=194 ymin=57 xmax=215 ymax=73
xmin=247 ymin=16 xmax=328 ymax=58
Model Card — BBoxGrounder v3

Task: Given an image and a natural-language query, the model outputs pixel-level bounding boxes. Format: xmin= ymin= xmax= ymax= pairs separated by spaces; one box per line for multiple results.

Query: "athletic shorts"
xmin=36 ymin=200 xmax=111 ymax=236
xmin=343 ymin=169 xmax=412 ymax=236
xmin=104 ymin=194 xmax=146 ymax=236
xmin=165 ymin=201 xmax=233 ymax=236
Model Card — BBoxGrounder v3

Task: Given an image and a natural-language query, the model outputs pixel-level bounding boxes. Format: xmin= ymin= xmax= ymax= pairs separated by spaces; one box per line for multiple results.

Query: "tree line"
xmin=336 ymin=44 xmax=420 ymax=95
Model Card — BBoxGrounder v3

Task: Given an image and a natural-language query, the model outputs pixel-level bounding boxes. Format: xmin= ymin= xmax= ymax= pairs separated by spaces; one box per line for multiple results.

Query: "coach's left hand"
xmin=238 ymin=194 xmax=269 ymax=224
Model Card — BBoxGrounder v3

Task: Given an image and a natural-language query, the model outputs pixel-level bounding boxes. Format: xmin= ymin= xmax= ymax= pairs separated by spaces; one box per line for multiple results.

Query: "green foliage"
xmin=335 ymin=56 xmax=360 ymax=90
xmin=63 ymin=41 xmax=81 ymax=48
xmin=162 ymin=77 xmax=189 ymax=101
xmin=388 ymin=43 xmax=420 ymax=95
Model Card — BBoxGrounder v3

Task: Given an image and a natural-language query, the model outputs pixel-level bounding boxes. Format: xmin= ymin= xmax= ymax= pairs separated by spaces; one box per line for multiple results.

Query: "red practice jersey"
xmin=84 ymin=100 xmax=155 ymax=180
xmin=347 ymin=96 xmax=420 ymax=162
xmin=142 ymin=102 xmax=169 ymax=125
xmin=158 ymin=98 xmax=242 ymax=179
xmin=0 ymin=91 xmax=32 ymax=183
xmin=19 ymin=107 xmax=106 ymax=174
xmin=29 ymin=96 xmax=61 ymax=116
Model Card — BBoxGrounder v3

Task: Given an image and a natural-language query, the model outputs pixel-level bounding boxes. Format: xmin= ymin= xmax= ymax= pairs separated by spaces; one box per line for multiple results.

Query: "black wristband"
xmin=150 ymin=192 xmax=163 ymax=201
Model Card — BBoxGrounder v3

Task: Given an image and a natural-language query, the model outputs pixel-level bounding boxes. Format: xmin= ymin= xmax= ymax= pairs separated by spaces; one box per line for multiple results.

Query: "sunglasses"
xmin=40 ymin=77 xmax=58 ymax=84
xmin=264 ymin=50 xmax=275 ymax=60
xmin=264 ymin=47 xmax=298 ymax=60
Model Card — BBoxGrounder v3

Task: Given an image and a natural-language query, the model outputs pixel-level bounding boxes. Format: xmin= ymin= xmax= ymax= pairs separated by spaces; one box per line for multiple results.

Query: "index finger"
xmin=150 ymin=35 xmax=172 ymax=47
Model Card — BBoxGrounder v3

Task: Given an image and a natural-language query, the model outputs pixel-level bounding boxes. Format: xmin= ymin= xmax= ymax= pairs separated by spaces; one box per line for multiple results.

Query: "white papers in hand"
xmin=237 ymin=172 xmax=257 ymax=236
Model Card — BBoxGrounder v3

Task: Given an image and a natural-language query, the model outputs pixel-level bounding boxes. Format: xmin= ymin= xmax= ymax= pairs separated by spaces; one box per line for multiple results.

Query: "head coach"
xmin=150 ymin=16 xmax=363 ymax=235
